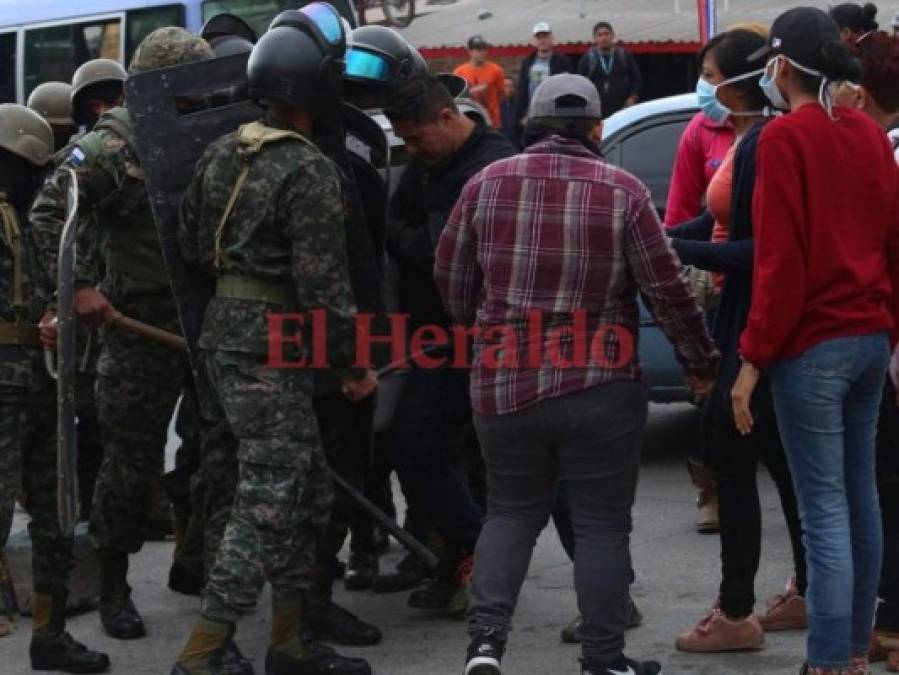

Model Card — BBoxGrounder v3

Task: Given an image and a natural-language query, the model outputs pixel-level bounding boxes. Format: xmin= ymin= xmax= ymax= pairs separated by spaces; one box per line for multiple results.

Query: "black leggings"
xmin=709 ymin=391 xmax=807 ymax=618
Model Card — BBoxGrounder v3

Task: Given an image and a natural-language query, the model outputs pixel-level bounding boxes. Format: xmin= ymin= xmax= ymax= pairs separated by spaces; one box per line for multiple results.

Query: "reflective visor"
xmin=300 ymin=3 xmax=343 ymax=45
xmin=345 ymin=49 xmax=392 ymax=81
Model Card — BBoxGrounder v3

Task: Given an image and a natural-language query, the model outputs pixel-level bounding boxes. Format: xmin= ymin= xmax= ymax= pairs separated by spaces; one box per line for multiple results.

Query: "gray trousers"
xmin=467 ymin=380 xmax=648 ymax=666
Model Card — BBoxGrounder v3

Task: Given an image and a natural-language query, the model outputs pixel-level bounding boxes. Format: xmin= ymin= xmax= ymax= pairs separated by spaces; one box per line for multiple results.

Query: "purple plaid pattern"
xmin=434 ymin=136 xmax=718 ymax=415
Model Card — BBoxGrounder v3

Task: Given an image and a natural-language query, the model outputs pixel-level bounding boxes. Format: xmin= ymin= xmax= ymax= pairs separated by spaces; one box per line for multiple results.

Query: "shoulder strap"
xmin=214 ymin=121 xmax=318 ymax=269
xmin=0 ymin=196 xmax=23 ymax=315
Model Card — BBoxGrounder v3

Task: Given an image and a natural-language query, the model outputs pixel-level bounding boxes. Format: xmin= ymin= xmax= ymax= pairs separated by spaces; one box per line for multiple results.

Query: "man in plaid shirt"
xmin=435 ymin=74 xmax=719 ymax=675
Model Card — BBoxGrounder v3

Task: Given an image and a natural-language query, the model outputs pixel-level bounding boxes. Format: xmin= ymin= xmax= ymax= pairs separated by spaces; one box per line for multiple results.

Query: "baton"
xmin=110 ymin=312 xmax=187 ymax=351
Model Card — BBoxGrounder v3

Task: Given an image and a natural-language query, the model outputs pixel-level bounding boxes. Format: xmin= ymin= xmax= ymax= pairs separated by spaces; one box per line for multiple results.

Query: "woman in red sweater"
xmin=731 ymin=8 xmax=899 ymax=675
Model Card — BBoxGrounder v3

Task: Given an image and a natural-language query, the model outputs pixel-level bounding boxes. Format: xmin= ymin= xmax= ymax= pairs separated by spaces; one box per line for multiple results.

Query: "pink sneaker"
xmin=675 ymin=605 xmax=764 ymax=652
xmin=760 ymin=577 xmax=807 ymax=631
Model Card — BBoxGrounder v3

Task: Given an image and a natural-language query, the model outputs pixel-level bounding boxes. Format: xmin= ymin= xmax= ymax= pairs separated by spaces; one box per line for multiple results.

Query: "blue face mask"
xmin=759 ymin=58 xmax=788 ymax=110
xmin=696 ymin=69 xmax=767 ymax=123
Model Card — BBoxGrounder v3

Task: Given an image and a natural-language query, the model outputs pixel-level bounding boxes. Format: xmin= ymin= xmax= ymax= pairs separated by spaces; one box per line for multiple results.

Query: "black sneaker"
xmin=373 ymin=554 xmax=428 ymax=594
xmin=464 ymin=635 xmax=504 ymax=675
xmin=582 ymin=656 xmax=662 ymax=675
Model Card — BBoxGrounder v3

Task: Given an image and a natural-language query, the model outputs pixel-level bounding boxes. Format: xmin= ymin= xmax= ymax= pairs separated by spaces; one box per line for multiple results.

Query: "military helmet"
xmin=129 ymin=26 xmax=214 ymax=73
xmin=247 ymin=3 xmax=346 ymax=111
xmin=26 ymin=82 xmax=74 ymax=128
xmin=344 ymin=26 xmax=427 ymax=86
xmin=0 ymin=104 xmax=54 ymax=166
xmin=72 ymin=59 xmax=127 ymax=102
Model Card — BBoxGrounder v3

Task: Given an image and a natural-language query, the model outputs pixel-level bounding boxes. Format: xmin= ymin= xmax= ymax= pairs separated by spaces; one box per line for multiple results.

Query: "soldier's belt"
xmin=0 ymin=322 xmax=40 ymax=346
xmin=216 ymin=275 xmax=296 ymax=306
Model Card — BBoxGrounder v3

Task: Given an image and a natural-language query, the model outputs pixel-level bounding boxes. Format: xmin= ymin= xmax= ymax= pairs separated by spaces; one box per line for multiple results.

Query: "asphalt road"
xmin=1 ymin=403 xmax=836 ymax=675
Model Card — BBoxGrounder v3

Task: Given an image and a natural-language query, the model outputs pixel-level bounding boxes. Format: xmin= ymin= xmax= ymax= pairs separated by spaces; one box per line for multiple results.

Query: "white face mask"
xmin=761 ymin=55 xmax=839 ymax=118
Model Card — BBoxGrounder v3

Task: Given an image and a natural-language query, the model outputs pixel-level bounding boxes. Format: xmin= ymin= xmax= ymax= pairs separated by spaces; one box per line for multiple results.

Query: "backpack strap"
xmin=214 ymin=121 xmax=318 ymax=270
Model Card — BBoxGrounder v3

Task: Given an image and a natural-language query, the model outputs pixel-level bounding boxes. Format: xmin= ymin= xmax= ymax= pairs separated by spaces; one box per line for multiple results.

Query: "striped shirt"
xmin=434 ymin=135 xmax=719 ymax=415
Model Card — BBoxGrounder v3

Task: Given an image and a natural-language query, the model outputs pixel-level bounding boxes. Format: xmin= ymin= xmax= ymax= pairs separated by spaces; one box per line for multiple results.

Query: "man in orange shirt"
xmin=454 ymin=36 xmax=506 ymax=127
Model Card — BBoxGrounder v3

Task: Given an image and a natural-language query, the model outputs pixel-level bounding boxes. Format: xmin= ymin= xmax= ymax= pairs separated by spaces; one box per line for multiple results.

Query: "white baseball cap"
xmin=532 ymin=21 xmax=552 ymax=35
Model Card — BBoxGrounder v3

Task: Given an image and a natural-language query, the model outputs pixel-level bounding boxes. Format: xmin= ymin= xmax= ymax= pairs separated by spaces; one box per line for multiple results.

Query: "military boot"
xmin=98 ymin=553 xmax=146 ymax=639
xmin=266 ymin=599 xmax=371 ymax=675
xmin=169 ymin=617 xmax=253 ymax=675
xmin=30 ymin=590 xmax=110 ymax=673
xmin=309 ymin=600 xmax=382 ymax=646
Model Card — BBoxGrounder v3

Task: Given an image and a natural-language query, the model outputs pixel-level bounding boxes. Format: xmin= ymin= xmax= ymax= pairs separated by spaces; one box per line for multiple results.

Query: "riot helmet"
xmin=70 ymin=58 xmax=127 ymax=127
xmin=247 ymin=2 xmax=347 ymax=112
xmin=201 ymin=13 xmax=257 ymax=57
xmin=344 ymin=26 xmax=427 ymax=85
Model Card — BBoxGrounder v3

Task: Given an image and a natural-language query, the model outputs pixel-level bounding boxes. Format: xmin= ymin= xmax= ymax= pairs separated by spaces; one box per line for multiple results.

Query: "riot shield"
xmin=57 ymin=167 xmax=79 ymax=536
xmin=124 ymin=53 xmax=262 ymax=371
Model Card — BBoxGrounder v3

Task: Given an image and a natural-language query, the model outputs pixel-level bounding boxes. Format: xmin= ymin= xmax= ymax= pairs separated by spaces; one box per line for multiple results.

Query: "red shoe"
xmin=760 ymin=577 xmax=807 ymax=631
xmin=675 ymin=605 xmax=764 ymax=653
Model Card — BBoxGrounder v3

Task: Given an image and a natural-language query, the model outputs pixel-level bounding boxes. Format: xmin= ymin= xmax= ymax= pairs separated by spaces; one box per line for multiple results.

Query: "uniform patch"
xmin=68 ymin=147 xmax=86 ymax=166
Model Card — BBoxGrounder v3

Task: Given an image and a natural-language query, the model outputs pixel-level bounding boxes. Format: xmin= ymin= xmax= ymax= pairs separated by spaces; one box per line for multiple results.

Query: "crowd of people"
xmin=0 ymin=2 xmax=898 ymax=675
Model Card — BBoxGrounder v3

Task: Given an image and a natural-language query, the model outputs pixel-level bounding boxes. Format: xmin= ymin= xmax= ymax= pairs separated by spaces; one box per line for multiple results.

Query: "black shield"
xmin=124 ymin=53 xmax=262 ymax=371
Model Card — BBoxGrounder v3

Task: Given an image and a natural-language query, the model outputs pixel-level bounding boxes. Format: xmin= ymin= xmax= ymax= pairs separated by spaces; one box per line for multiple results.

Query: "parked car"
xmin=601 ymin=93 xmax=701 ymax=403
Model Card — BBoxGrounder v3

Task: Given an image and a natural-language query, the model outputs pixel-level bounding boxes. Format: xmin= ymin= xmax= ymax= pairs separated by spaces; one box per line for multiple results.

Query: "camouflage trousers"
xmin=309 ymin=390 xmax=375 ymax=611
xmin=0 ymin=393 xmax=74 ymax=602
xmin=90 ymin=294 xmax=184 ymax=554
xmin=201 ymin=349 xmax=333 ymax=623
xmin=168 ymin=368 xmax=239 ymax=579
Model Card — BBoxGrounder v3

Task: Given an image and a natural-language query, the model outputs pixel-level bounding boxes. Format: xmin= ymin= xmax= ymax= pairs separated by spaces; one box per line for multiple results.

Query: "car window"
xmin=24 ymin=19 xmax=121 ymax=101
xmin=0 ymin=32 xmax=14 ymax=104
xmin=126 ymin=5 xmax=185 ymax=64
xmin=617 ymin=119 xmax=690 ymax=216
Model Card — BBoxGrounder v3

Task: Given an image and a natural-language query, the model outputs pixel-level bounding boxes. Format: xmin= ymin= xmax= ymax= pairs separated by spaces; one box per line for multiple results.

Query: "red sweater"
xmin=740 ymin=104 xmax=899 ymax=369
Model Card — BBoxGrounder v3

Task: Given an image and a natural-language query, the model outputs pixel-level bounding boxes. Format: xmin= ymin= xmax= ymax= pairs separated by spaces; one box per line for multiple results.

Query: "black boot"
xmin=99 ymin=554 xmax=146 ymax=640
xmin=310 ymin=601 xmax=382 ymax=646
xmin=168 ymin=559 xmax=203 ymax=597
xmin=30 ymin=590 xmax=110 ymax=673
xmin=372 ymin=553 xmax=428 ymax=594
xmin=344 ymin=552 xmax=378 ymax=592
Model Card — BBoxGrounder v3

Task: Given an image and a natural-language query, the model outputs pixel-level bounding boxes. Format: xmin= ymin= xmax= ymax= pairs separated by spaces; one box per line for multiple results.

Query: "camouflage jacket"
xmin=179 ymin=117 xmax=358 ymax=369
xmin=1 ymin=190 xmax=52 ymax=399
xmin=31 ymin=107 xmax=169 ymax=301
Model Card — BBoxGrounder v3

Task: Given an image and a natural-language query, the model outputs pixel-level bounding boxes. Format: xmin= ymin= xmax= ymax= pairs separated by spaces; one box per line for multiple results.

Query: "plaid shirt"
xmin=434 ymin=135 xmax=719 ymax=416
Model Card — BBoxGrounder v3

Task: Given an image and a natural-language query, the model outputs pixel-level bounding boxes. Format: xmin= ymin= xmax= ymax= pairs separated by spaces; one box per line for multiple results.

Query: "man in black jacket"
xmin=512 ymin=22 xmax=574 ymax=139
xmin=578 ymin=22 xmax=642 ymax=117
xmin=384 ymin=74 xmax=516 ymax=613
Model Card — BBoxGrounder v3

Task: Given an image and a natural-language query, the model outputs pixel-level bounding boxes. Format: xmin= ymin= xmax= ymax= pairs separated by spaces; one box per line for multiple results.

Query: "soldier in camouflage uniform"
xmin=170 ymin=9 xmax=376 ymax=675
xmin=0 ymin=103 xmax=110 ymax=672
xmin=30 ymin=58 xmax=127 ymax=522
xmin=29 ymin=28 xmax=213 ymax=641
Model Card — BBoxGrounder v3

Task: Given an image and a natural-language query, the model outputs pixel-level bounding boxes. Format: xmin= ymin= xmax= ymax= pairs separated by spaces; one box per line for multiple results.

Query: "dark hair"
xmin=593 ymin=21 xmax=613 ymax=35
xmin=858 ymin=31 xmax=899 ymax=112
xmin=790 ymin=39 xmax=862 ymax=94
xmin=699 ymin=29 xmax=769 ymax=110
xmin=830 ymin=3 xmax=879 ymax=33
xmin=73 ymin=80 xmax=124 ymax=125
xmin=383 ymin=74 xmax=458 ymax=125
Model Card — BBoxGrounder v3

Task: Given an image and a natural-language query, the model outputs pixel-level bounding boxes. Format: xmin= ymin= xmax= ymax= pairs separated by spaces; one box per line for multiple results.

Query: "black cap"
xmin=468 ymin=35 xmax=488 ymax=50
xmin=747 ymin=6 xmax=841 ymax=70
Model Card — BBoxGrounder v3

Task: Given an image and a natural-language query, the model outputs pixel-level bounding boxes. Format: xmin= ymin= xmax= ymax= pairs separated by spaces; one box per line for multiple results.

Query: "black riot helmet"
xmin=201 ymin=13 xmax=257 ymax=57
xmin=247 ymin=2 xmax=347 ymax=112
xmin=343 ymin=25 xmax=427 ymax=106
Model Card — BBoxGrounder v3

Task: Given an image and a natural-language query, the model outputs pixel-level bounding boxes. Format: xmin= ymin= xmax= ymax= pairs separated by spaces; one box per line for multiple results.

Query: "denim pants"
xmin=467 ymin=380 xmax=648 ymax=666
xmin=769 ymin=333 xmax=889 ymax=668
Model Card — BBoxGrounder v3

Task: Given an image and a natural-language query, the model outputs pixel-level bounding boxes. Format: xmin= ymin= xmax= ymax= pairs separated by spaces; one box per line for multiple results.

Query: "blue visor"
xmin=300 ymin=3 xmax=343 ymax=45
xmin=345 ymin=49 xmax=392 ymax=81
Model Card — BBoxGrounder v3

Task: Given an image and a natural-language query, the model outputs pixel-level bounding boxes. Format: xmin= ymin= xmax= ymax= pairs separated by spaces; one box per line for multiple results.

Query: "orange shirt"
xmin=453 ymin=60 xmax=506 ymax=127
xmin=706 ymin=143 xmax=737 ymax=290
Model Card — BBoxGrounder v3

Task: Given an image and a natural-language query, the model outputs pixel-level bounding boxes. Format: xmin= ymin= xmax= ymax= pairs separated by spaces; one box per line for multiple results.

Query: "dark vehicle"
xmin=601 ymin=93 xmax=701 ymax=402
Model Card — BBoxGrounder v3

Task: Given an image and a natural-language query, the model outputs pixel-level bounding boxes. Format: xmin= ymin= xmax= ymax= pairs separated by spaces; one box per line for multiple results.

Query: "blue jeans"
xmin=769 ymin=333 xmax=889 ymax=668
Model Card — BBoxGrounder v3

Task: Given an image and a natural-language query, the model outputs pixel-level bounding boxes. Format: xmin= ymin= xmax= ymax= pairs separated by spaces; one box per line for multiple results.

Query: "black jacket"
xmin=386 ymin=123 xmax=516 ymax=330
xmin=669 ymin=121 xmax=772 ymax=435
xmin=513 ymin=51 xmax=574 ymax=126
xmin=577 ymin=46 xmax=642 ymax=117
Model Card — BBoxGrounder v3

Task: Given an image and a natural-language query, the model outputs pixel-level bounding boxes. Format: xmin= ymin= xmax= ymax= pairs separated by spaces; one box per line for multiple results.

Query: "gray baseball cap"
xmin=528 ymin=73 xmax=602 ymax=120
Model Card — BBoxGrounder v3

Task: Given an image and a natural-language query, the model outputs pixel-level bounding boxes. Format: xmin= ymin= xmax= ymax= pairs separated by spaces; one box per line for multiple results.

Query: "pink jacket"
xmin=664 ymin=112 xmax=735 ymax=227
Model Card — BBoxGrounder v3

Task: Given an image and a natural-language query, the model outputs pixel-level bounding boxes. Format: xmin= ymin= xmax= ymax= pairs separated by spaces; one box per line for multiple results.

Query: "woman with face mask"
xmin=670 ymin=28 xmax=809 ymax=654
xmin=732 ymin=7 xmax=899 ymax=675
